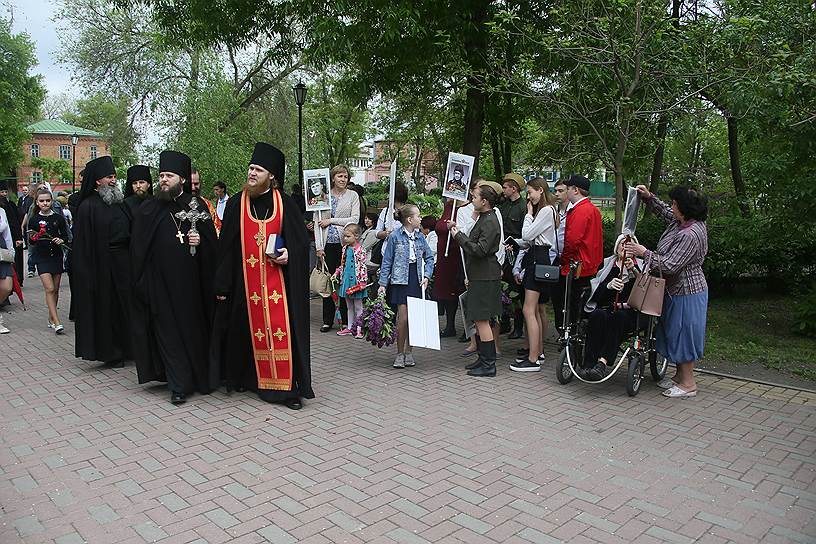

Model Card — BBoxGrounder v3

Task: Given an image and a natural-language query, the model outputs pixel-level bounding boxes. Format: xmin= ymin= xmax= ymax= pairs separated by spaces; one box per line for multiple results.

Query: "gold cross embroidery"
xmin=254 ymin=231 xmax=265 ymax=247
xmin=250 ymin=291 xmax=261 ymax=305
xmin=269 ymin=290 xmax=282 ymax=304
xmin=254 ymin=328 xmax=265 ymax=341
xmin=272 ymin=328 xmax=286 ymax=342
xmin=246 ymin=254 xmax=259 ymax=268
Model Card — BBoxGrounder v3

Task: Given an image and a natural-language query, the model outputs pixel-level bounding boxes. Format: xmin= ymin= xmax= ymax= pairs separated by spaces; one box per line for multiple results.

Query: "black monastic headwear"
xmin=0 ymin=180 xmax=8 ymax=191
xmin=159 ymin=150 xmax=191 ymax=183
xmin=78 ymin=156 xmax=116 ymax=202
xmin=250 ymin=142 xmax=285 ymax=183
xmin=124 ymin=165 xmax=153 ymax=197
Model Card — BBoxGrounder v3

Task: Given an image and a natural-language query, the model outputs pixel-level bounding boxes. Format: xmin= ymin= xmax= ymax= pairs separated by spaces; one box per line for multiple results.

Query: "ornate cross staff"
xmin=175 ymin=197 xmax=211 ymax=256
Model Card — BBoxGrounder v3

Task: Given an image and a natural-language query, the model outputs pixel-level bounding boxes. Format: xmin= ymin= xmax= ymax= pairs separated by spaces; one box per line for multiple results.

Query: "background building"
xmin=16 ymin=120 xmax=108 ymax=192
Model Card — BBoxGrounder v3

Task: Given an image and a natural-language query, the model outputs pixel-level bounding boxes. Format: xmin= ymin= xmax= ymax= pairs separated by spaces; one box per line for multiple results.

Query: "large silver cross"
xmin=175 ymin=197 xmax=211 ymax=255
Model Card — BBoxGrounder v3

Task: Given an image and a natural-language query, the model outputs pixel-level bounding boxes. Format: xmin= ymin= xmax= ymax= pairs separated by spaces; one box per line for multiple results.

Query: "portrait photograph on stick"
xmin=304 ymin=168 xmax=331 ymax=212
xmin=441 ymin=152 xmax=475 ymax=202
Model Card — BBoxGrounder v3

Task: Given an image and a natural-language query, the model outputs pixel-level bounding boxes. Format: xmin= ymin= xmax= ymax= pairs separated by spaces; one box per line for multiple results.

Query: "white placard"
xmin=622 ymin=185 xmax=641 ymax=234
xmin=387 ymin=158 xmax=397 ymax=219
xmin=304 ymin=168 xmax=331 ymax=212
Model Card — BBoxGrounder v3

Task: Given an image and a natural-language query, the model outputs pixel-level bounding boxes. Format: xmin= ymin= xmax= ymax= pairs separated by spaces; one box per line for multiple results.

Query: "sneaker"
xmin=513 ymin=353 xmax=545 ymax=364
xmin=47 ymin=322 xmax=55 ymax=330
xmin=336 ymin=328 xmax=353 ymax=336
xmin=54 ymin=324 xmax=65 ymax=335
xmin=0 ymin=318 xmax=9 ymax=334
xmin=27 ymin=271 xmax=34 ymax=278
xmin=509 ymin=359 xmax=542 ymax=372
xmin=354 ymin=331 xmax=365 ymax=339
xmin=404 ymin=353 xmax=415 ymax=367
xmin=393 ymin=353 xmax=405 ymax=368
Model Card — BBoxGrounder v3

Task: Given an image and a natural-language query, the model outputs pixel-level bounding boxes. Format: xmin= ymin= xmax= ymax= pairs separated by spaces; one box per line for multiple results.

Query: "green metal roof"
xmin=27 ymin=120 xmax=103 ymax=137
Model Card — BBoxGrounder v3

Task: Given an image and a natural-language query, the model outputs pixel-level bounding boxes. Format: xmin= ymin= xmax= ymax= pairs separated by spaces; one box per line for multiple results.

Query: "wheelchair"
xmin=554 ymin=262 xmax=668 ymax=396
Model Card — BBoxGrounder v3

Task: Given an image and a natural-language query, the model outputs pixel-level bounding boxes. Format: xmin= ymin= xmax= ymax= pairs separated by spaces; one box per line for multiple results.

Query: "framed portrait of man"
xmin=304 ymin=168 xmax=331 ymax=212
xmin=442 ymin=152 xmax=475 ymax=202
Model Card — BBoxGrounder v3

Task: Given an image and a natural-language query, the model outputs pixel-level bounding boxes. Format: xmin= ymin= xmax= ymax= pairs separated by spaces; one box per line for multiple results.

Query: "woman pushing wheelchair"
xmin=624 ymin=184 xmax=709 ymax=399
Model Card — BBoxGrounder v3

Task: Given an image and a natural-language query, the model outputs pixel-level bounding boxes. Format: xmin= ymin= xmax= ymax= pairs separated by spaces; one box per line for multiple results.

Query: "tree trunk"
xmin=502 ymin=137 xmax=511 ymax=176
xmin=413 ymin=140 xmax=424 ymax=193
xmin=461 ymin=0 xmax=489 ymax=172
xmin=490 ymin=128 xmax=502 ymax=183
xmin=727 ymin=115 xmax=750 ymax=217
xmin=649 ymin=115 xmax=668 ymax=193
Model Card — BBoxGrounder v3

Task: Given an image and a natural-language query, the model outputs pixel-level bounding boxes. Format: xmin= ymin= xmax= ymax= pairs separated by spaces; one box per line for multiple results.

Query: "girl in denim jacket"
xmin=377 ymin=204 xmax=435 ymax=368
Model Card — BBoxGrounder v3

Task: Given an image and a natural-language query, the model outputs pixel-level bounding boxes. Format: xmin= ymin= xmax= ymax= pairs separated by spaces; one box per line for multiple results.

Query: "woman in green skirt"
xmin=449 ymin=181 xmax=504 ymax=377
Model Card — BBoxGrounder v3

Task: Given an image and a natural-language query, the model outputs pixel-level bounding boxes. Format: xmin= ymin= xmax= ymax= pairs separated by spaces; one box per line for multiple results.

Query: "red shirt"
xmin=561 ymin=198 xmax=603 ymax=278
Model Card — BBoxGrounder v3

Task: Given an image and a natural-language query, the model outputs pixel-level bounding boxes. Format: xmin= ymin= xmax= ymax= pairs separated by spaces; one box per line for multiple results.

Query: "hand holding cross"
xmin=175 ymin=197 xmax=211 ymax=255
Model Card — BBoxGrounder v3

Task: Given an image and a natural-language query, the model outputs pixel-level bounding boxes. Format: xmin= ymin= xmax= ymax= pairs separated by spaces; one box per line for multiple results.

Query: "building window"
xmin=30 ymin=143 xmax=40 ymax=157
xmin=32 ymin=171 xmax=42 ymax=183
xmin=59 ymin=145 xmax=71 ymax=160
xmin=90 ymin=145 xmax=97 ymax=160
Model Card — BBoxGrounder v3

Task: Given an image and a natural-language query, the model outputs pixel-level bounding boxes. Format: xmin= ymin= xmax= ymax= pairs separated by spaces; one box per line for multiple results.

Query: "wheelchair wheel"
xmin=626 ymin=353 xmax=643 ymax=397
xmin=556 ymin=347 xmax=574 ymax=384
xmin=649 ymin=351 xmax=668 ymax=381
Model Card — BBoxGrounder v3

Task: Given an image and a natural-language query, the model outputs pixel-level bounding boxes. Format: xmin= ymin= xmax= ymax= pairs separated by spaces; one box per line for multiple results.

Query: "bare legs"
xmin=396 ymin=304 xmax=410 ymax=354
xmin=40 ymin=272 xmax=62 ymax=326
xmin=673 ymin=361 xmax=697 ymax=391
xmin=522 ymin=289 xmax=541 ymax=363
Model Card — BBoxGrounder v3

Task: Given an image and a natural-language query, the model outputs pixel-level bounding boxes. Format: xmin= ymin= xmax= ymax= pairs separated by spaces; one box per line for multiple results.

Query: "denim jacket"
xmin=378 ymin=227 xmax=435 ymax=287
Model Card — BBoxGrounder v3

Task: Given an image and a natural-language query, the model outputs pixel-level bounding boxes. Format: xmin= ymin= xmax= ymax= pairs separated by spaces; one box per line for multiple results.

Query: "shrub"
xmin=793 ymin=286 xmax=816 ymax=338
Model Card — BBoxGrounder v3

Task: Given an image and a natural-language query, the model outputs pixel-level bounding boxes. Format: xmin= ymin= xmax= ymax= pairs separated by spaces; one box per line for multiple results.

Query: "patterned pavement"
xmin=1 ymin=278 xmax=815 ymax=543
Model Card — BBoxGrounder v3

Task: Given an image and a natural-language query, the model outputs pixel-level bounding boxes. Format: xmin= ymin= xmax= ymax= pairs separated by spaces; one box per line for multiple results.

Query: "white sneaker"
xmin=47 ymin=322 xmax=55 ymax=330
xmin=393 ymin=353 xmax=405 ymax=368
xmin=404 ymin=353 xmax=415 ymax=367
xmin=0 ymin=316 xmax=9 ymax=334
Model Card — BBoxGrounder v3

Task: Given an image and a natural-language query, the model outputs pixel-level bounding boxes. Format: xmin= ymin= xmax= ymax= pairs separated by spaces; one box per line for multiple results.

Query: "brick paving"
xmin=1 ymin=278 xmax=815 ymax=543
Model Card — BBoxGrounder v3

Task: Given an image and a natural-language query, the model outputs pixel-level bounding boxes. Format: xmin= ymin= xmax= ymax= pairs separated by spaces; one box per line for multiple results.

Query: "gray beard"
xmin=99 ymin=184 xmax=124 ymax=205
xmin=157 ymin=184 xmax=182 ymax=202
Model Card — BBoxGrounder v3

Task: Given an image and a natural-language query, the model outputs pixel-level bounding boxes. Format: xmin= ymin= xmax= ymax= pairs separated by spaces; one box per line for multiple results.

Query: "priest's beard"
xmin=243 ymin=179 xmax=272 ymax=198
xmin=99 ymin=184 xmax=124 ymax=205
xmin=157 ymin=183 xmax=183 ymax=202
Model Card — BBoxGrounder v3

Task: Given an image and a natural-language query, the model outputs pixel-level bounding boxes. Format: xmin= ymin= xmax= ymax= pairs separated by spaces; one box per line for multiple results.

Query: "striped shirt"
xmin=643 ymin=196 xmax=708 ymax=296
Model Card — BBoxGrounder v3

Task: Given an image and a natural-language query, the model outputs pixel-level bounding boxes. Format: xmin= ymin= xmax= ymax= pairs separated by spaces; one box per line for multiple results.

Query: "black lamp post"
xmin=293 ymin=81 xmax=307 ymax=188
xmin=71 ymin=133 xmax=79 ymax=192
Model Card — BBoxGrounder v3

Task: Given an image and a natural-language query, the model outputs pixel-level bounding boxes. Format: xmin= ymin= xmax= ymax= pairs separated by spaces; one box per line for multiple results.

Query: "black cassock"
xmin=72 ymin=192 xmax=130 ymax=363
xmin=130 ymin=193 xmax=217 ymax=394
xmin=212 ymin=189 xmax=314 ymax=402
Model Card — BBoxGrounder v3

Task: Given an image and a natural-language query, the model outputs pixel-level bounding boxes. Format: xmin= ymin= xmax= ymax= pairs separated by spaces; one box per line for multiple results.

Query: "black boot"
xmin=465 ymin=337 xmax=484 ymax=370
xmin=508 ymin=309 xmax=524 ymax=339
xmin=468 ymin=340 xmax=497 ymax=377
xmin=441 ymin=300 xmax=458 ymax=337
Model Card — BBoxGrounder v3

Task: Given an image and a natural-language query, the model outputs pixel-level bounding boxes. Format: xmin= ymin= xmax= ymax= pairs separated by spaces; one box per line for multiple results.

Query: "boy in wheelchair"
xmin=579 ymin=234 xmax=643 ymax=380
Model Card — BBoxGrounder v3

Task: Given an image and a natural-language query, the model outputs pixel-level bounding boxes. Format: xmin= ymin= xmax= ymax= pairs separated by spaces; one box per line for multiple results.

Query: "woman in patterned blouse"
xmin=625 ymin=184 xmax=709 ymax=398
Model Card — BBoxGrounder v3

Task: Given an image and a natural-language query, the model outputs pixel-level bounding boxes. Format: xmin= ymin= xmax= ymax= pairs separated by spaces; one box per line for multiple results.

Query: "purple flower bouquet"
xmin=353 ymin=294 xmax=397 ymax=348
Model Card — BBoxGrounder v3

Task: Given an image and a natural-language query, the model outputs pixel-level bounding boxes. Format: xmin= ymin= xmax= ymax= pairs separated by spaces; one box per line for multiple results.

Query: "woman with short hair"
xmin=315 ymin=165 xmax=361 ymax=332
xmin=625 ymin=184 xmax=709 ymax=398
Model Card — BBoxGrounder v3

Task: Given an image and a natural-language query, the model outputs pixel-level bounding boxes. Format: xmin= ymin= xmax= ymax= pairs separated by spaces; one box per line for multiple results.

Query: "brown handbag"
xmin=627 ymin=253 xmax=666 ymax=316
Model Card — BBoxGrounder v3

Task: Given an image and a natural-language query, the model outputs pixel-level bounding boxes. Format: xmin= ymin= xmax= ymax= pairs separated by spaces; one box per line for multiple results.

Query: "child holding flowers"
xmin=29 ymin=189 xmax=70 ymax=334
xmin=333 ymin=223 xmax=369 ymax=338
xmin=377 ymin=204 xmax=435 ymax=368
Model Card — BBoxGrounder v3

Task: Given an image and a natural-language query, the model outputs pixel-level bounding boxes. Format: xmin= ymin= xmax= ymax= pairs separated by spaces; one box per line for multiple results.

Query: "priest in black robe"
xmin=213 ymin=142 xmax=313 ymax=409
xmin=72 ymin=156 xmax=130 ymax=365
xmin=130 ymin=150 xmax=217 ymax=405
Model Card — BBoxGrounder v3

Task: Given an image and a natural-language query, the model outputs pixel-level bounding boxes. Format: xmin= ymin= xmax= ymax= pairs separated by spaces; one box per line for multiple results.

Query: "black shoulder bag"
xmin=534 ymin=206 xmax=560 ymax=283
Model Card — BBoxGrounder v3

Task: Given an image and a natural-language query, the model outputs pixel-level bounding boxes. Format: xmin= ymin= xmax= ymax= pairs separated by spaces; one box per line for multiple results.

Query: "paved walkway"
xmin=1 ymin=279 xmax=815 ymax=543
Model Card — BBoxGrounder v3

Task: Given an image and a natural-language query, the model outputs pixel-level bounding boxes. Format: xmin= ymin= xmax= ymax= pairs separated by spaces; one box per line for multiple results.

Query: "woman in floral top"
xmin=626 ymin=184 xmax=709 ymax=398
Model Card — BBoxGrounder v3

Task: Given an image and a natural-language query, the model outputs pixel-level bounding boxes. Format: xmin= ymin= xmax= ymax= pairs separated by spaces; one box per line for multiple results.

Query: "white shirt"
xmin=216 ymin=195 xmax=228 ymax=220
xmin=550 ymin=204 xmax=567 ymax=262
xmin=404 ymin=226 xmax=418 ymax=262
xmin=0 ymin=208 xmax=13 ymax=250
xmin=377 ymin=207 xmax=402 ymax=255
xmin=458 ymin=203 xmax=505 ymax=266
xmin=521 ymin=205 xmax=557 ymax=248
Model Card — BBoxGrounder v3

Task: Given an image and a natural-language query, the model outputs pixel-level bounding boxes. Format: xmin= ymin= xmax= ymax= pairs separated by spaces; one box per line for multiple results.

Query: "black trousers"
xmin=322 ymin=242 xmax=348 ymax=326
xmin=583 ymin=308 xmax=637 ymax=368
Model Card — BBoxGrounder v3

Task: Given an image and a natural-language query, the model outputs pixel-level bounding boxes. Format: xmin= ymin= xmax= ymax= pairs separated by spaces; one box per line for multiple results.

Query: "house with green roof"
xmin=16 ymin=120 xmax=109 ymax=192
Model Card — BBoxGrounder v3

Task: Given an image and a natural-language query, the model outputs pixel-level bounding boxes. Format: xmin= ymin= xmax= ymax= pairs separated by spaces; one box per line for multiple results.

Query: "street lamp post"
xmin=293 ymin=82 xmax=307 ymax=189
xmin=71 ymin=133 xmax=79 ymax=192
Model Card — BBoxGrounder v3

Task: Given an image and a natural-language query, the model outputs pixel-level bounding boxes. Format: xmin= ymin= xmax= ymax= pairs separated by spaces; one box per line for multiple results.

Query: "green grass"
xmin=706 ymin=293 xmax=816 ymax=382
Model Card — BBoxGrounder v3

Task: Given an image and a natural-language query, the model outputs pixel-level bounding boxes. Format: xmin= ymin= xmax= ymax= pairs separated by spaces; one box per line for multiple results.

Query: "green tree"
xmin=62 ymin=94 xmax=140 ymax=166
xmin=30 ymin=157 xmax=72 ymax=185
xmin=0 ymin=18 xmax=45 ymax=177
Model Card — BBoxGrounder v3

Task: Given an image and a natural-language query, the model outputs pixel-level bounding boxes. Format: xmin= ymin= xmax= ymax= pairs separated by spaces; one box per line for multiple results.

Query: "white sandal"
xmin=657 ymin=377 xmax=676 ymax=389
xmin=662 ymin=385 xmax=697 ymax=398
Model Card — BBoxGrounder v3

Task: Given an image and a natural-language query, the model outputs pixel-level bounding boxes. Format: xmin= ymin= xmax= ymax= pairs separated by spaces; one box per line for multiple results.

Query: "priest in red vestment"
xmin=212 ymin=142 xmax=313 ymax=409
